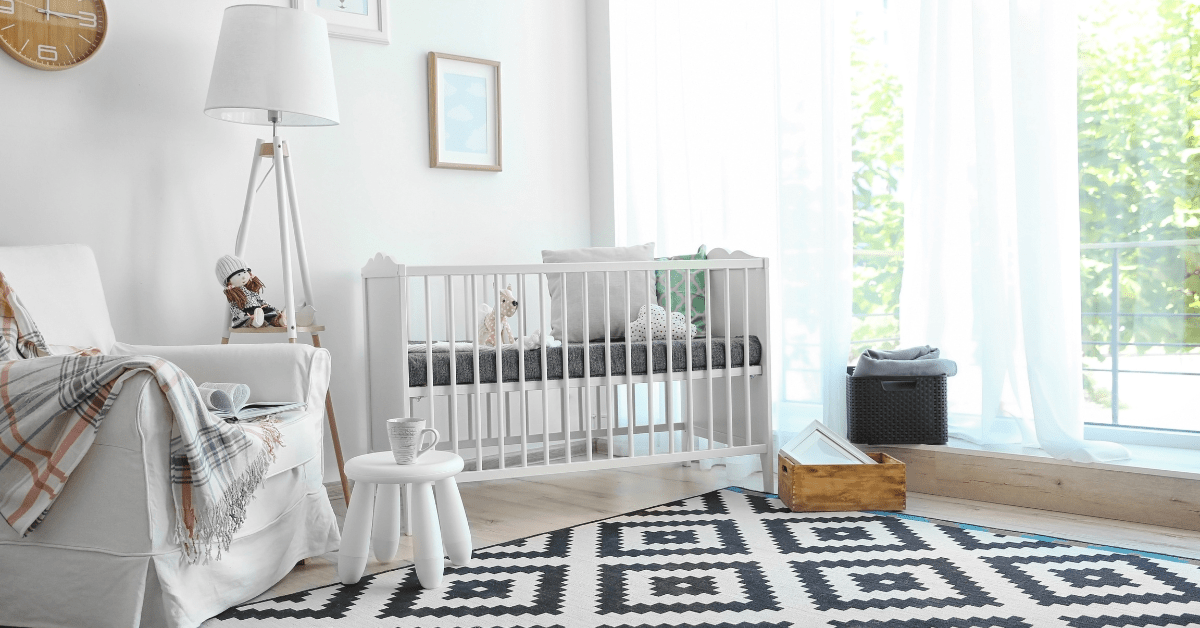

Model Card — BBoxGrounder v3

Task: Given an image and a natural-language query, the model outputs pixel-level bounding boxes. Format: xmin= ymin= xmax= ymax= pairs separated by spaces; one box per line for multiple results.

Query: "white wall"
xmin=0 ymin=0 xmax=592 ymax=480
xmin=585 ymin=0 xmax=615 ymax=247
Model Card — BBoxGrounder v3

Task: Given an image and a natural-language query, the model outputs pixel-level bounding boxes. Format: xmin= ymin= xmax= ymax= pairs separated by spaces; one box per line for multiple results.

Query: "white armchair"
xmin=0 ymin=245 xmax=340 ymax=628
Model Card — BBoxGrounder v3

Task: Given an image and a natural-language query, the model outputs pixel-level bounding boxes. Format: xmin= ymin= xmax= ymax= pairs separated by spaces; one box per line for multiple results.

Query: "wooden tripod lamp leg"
xmin=312 ymin=333 xmax=351 ymax=507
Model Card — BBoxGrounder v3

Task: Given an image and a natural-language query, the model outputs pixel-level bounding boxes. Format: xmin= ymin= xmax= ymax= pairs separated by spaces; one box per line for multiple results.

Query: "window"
xmin=779 ymin=0 xmax=1199 ymax=442
xmin=849 ymin=1 xmax=904 ymax=362
xmin=1078 ymin=0 xmax=1200 ymax=434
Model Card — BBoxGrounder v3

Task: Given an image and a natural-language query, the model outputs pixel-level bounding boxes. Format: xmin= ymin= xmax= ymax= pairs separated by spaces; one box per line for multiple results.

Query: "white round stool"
xmin=338 ymin=451 xmax=472 ymax=589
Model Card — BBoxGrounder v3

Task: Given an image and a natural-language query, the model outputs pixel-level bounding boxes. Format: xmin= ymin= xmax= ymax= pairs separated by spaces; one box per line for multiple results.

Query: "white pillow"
xmin=628 ymin=305 xmax=697 ymax=342
xmin=542 ymin=243 xmax=655 ymax=342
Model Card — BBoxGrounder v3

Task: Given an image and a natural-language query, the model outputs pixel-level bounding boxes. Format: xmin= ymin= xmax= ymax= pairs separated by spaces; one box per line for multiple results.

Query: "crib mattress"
xmin=406 ymin=336 xmax=762 ymax=387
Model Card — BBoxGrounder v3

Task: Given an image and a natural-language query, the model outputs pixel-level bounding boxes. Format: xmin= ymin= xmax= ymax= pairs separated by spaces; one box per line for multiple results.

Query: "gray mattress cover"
xmin=407 ymin=336 xmax=762 ymax=387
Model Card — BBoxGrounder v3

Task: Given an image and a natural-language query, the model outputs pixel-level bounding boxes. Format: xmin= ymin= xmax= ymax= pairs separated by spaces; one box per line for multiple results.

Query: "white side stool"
xmin=338 ymin=451 xmax=472 ymax=589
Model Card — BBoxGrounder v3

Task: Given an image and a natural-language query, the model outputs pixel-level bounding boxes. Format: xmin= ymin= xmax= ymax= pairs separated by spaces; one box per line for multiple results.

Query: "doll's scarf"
xmin=0 ymin=271 xmax=281 ymax=563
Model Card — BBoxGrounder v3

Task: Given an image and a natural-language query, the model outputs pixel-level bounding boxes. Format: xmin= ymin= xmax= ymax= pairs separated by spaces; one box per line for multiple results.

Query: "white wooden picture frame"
xmin=427 ymin=52 xmax=502 ymax=172
xmin=780 ymin=420 xmax=877 ymax=465
xmin=294 ymin=0 xmax=389 ymax=44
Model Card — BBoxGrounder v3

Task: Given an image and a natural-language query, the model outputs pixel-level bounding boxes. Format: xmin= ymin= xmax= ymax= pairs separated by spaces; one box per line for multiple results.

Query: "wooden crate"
xmin=778 ymin=451 xmax=906 ymax=512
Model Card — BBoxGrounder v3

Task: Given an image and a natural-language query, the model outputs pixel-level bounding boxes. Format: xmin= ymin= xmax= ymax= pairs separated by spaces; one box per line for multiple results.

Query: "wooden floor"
xmin=208 ymin=462 xmax=1200 ymax=621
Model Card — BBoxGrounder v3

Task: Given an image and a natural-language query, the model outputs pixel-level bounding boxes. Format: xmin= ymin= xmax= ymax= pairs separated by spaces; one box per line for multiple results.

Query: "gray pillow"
xmin=706 ymin=247 xmax=759 ymax=338
xmin=542 ymin=243 xmax=656 ymax=342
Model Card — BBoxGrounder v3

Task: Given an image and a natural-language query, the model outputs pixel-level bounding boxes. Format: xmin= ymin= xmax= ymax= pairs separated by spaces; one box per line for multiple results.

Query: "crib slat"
xmin=604 ymin=271 xmax=613 ymax=460
xmin=466 ymin=395 xmax=475 ymax=449
xmin=517 ymin=274 xmax=528 ymax=467
xmin=472 ymin=275 xmax=483 ymax=468
xmin=724 ymin=269 xmax=733 ymax=449
xmin=485 ymin=393 xmax=493 ymax=441
xmin=446 ymin=276 xmax=458 ymax=455
xmin=582 ymin=272 xmax=592 ymax=461
xmin=424 ymin=276 xmax=435 ymax=438
xmin=577 ymin=391 xmax=585 ymax=457
xmin=560 ymin=272 xmax=571 ymax=465
xmin=624 ymin=270 xmax=634 ymax=458
xmin=611 ymin=385 xmax=620 ymax=460
xmin=743 ymin=267 xmax=752 ymax=448
xmin=645 ymin=269 xmax=655 ymax=458
xmin=664 ymin=268 xmax=674 ymax=455
xmin=495 ymin=274 xmax=505 ymax=471
xmin=684 ymin=265 xmax=694 ymax=453
xmin=539 ymin=273 xmax=550 ymax=466
xmin=705 ymin=269 xmax=714 ymax=451
xmin=398 ymin=275 xmax=410 ymax=438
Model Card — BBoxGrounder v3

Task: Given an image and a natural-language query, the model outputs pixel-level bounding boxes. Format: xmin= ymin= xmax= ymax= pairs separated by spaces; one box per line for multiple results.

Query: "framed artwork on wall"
xmin=293 ymin=0 xmax=389 ymax=44
xmin=427 ymin=52 xmax=502 ymax=172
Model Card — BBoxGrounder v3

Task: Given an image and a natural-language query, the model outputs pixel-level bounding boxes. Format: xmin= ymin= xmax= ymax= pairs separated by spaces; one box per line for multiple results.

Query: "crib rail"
xmin=362 ymin=253 xmax=774 ymax=488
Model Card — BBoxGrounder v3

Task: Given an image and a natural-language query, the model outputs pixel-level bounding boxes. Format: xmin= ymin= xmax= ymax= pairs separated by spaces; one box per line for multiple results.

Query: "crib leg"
xmin=760 ymin=451 xmax=776 ymax=494
xmin=403 ymin=483 xmax=413 ymax=537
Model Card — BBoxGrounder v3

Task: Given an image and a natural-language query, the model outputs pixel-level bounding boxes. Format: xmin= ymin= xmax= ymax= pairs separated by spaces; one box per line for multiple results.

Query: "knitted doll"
xmin=215 ymin=254 xmax=287 ymax=329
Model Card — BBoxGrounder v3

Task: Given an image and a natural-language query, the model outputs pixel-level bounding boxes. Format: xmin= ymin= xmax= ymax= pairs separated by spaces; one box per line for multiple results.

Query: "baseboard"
xmin=870 ymin=445 xmax=1200 ymax=532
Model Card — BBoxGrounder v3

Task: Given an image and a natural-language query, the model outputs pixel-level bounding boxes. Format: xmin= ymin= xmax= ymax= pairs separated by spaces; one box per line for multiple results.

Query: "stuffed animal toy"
xmin=629 ymin=304 xmax=696 ymax=342
xmin=477 ymin=284 xmax=518 ymax=347
xmin=215 ymin=254 xmax=287 ymax=329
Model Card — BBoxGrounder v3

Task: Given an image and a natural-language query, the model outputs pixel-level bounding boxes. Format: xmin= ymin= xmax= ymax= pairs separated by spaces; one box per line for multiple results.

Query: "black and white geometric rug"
xmin=211 ymin=487 xmax=1200 ymax=627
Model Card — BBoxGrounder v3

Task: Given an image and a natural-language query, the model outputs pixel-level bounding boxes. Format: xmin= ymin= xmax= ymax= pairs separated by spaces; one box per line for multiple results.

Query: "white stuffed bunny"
xmin=629 ymin=304 xmax=696 ymax=342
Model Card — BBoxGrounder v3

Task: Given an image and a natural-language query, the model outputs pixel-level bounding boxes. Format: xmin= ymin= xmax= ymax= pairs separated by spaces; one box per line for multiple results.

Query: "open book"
xmin=197 ymin=382 xmax=305 ymax=422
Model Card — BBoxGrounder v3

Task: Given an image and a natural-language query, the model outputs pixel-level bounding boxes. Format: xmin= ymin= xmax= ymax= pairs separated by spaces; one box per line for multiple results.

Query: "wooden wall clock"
xmin=0 ymin=0 xmax=106 ymax=70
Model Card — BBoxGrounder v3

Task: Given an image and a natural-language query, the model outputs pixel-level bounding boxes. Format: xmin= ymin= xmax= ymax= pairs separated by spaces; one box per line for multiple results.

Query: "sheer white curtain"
xmin=609 ymin=0 xmax=853 ymax=442
xmin=900 ymin=0 xmax=1129 ymax=462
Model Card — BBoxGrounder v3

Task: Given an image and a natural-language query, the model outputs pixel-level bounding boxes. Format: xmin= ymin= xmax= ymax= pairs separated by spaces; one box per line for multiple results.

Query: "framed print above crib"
xmin=294 ymin=0 xmax=389 ymax=44
xmin=427 ymin=52 xmax=502 ymax=171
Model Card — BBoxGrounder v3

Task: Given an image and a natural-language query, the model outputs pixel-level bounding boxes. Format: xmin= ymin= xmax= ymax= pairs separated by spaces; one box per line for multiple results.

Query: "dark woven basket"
xmin=846 ymin=366 xmax=948 ymax=445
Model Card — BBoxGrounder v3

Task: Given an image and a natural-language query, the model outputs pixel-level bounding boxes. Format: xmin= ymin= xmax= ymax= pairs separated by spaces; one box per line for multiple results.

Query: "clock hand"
xmin=37 ymin=8 xmax=84 ymax=19
xmin=6 ymin=0 xmax=39 ymax=15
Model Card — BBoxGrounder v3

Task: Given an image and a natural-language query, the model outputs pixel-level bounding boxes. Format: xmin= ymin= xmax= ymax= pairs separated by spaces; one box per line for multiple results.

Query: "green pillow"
xmin=655 ymin=245 xmax=707 ymax=335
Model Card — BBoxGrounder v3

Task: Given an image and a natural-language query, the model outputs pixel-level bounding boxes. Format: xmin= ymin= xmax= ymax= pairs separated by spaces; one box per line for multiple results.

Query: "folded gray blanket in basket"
xmin=854 ymin=345 xmax=957 ymax=377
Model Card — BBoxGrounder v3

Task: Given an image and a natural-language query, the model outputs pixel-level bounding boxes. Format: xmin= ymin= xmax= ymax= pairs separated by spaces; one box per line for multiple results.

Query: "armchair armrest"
xmin=109 ymin=342 xmax=331 ymax=405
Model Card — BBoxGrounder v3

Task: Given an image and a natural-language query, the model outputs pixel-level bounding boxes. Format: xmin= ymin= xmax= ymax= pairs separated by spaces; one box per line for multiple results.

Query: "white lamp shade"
xmin=205 ymin=5 xmax=339 ymax=127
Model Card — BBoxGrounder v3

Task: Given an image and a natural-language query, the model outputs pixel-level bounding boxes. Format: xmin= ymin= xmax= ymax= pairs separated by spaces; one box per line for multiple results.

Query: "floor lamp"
xmin=204 ymin=5 xmax=351 ymax=503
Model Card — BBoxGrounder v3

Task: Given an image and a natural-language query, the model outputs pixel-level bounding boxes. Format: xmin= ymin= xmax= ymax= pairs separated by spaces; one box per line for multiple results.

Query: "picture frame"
xmin=780 ymin=420 xmax=877 ymax=466
xmin=293 ymin=0 xmax=389 ymax=44
xmin=427 ymin=52 xmax=502 ymax=172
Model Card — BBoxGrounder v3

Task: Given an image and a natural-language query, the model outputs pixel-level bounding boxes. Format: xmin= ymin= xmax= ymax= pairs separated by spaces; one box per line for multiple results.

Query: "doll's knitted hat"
xmin=215 ymin=254 xmax=251 ymax=287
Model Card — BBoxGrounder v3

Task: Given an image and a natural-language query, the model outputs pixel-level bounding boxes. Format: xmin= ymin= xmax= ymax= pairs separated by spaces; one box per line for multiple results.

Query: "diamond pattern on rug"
xmin=382 ymin=564 xmax=568 ymax=618
xmin=792 ymin=556 xmax=998 ymax=611
xmin=210 ymin=488 xmax=1200 ymax=628
xmin=628 ymin=490 xmax=728 ymax=517
xmin=827 ymin=618 xmax=1033 ymax=627
xmin=599 ymin=519 xmax=747 ymax=557
xmin=1062 ymin=612 xmax=1200 ymax=627
xmin=596 ymin=623 xmax=793 ymax=628
xmin=597 ymin=561 xmax=778 ymax=614
xmin=765 ymin=514 xmax=931 ymax=555
xmin=938 ymin=525 xmax=1060 ymax=552
xmin=743 ymin=491 xmax=792 ymax=514
xmin=474 ymin=527 xmax=572 ymax=559
xmin=987 ymin=552 xmax=1200 ymax=608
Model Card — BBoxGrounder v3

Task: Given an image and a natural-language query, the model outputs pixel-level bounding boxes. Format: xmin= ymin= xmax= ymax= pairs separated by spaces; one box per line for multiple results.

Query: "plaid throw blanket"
xmin=0 ymin=271 xmax=281 ymax=562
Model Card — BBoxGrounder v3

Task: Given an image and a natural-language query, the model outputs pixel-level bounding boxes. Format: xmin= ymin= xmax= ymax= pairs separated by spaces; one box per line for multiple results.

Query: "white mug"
xmin=387 ymin=418 xmax=439 ymax=465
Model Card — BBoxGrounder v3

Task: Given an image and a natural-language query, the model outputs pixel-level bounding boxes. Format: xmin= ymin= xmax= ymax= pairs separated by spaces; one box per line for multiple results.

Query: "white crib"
xmin=361 ymin=252 xmax=774 ymax=492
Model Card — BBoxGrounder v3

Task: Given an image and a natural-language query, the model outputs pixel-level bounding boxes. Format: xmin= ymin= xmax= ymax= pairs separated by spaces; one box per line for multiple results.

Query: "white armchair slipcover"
xmin=0 ymin=245 xmax=341 ymax=628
